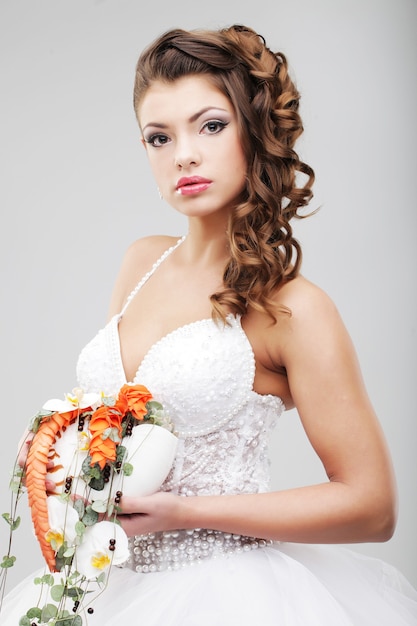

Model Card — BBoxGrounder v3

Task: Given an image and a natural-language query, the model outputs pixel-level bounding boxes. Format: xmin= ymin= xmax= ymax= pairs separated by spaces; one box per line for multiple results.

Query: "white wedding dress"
xmin=2 ymin=237 xmax=417 ymax=625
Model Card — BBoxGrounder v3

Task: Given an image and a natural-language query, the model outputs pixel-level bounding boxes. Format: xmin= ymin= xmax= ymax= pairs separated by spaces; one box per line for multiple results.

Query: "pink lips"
xmin=176 ymin=176 xmax=212 ymax=196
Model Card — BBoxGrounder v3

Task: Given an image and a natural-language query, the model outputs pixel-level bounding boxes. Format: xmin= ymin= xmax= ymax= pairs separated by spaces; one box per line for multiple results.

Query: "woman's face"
xmin=137 ymin=75 xmax=247 ymax=221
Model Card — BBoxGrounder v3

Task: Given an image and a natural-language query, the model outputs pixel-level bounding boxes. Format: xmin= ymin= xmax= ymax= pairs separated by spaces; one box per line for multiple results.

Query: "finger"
xmin=118 ymin=495 xmax=144 ymax=515
xmin=46 ymin=479 xmax=58 ymax=495
xmin=16 ymin=436 xmax=34 ymax=469
xmin=118 ymin=513 xmax=147 ymax=537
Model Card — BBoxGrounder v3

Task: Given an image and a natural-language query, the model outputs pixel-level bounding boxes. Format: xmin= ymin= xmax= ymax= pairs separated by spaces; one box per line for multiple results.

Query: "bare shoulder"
xmin=107 ymin=235 xmax=181 ymax=318
xmin=266 ymin=274 xmax=353 ymax=368
xmin=122 ymin=234 xmax=180 ymax=270
xmin=275 ymin=274 xmax=341 ymax=324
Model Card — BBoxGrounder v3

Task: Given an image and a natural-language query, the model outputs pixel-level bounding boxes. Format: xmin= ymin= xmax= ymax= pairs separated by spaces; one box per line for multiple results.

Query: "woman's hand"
xmin=117 ymin=491 xmax=183 ymax=537
xmin=16 ymin=429 xmax=34 ymax=471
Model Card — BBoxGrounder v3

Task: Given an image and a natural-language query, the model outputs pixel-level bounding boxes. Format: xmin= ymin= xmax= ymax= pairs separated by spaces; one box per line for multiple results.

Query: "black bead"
xmin=87 ymin=607 xmax=94 ymax=614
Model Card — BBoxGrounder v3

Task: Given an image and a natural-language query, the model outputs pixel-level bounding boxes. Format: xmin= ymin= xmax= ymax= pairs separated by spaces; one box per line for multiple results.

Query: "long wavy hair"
xmin=133 ymin=24 xmax=315 ymax=322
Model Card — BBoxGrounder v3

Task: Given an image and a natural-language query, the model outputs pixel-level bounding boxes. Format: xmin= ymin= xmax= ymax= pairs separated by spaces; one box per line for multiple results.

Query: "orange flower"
xmin=89 ymin=405 xmax=123 ymax=469
xmin=118 ymin=384 xmax=153 ymax=421
xmin=26 ymin=409 xmax=79 ymax=572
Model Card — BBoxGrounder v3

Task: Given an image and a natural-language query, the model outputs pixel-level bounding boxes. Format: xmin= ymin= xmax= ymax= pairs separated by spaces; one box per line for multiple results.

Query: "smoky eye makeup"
xmin=200 ymin=119 xmax=230 ymax=134
xmin=143 ymin=132 xmax=170 ymax=147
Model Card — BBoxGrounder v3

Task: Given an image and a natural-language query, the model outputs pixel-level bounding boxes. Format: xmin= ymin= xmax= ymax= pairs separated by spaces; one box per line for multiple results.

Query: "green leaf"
xmin=102 ymin=427 xmax=120 ymax=443
xmin=116 ymin=445 xmax=127 ymax=463
xmin=41 ymin=603 xmax=58 ymax=621
xmin=90 ymin=466 xmax=102 ymax=479
xmin=82 ymin=506 xmax=99 ymax=526
xmin=146 ymin=399 xmax=164 ymax=412
xmin=88 ymin=474 xmax=105 ymax=491
xmin=18 ymin=616 xmax=31 ymax=626
xmin=56 ymin=615 xmax=81 ymax=626
xmin=27 ymin=411 xmax=45 ymax=433
xmin=54 ymin=555 xmax=66 ymax=571
xmin=63 ymin=546 xmax=75 ymax=558
xmin=56 ymin=542 xmax=68 ymax=558
xmin=123 ymin=463 xmax=133 ymax=476
xmin=9 ymin=478 xmax=24 ymax=495
xmin=59 ymin=491 xmax=71 ymax=504
xmin=73 ymin=499 xmax=85 ymax=519
xmin=9 ymin=466 xmax=25 ymax=493
xmin=65 ymin=586 xmax=84 ymax=599
xmin=75 ymin=520 xmax=86 ymax=536
xmin=26 ymin=607 xmax=42 ymax=619
xmin=51 ymin=584 xmax=65 ymax=602
xmin=91 ymin=500 xmax=107 ymax=513
xmin=102 ymin=395 xmax=116 ymax=407
xmin=49 ymin=537 xmax=60 ymax=551
xmin=40 ymin=573 xmax=55 ymax=586
xmin=57 ymin=609 xmax=71 ymax=617
xmin=81 ymin=455 xmax=96 ymax=476
xmin=1 ymin=555 xmax=16 ymax=568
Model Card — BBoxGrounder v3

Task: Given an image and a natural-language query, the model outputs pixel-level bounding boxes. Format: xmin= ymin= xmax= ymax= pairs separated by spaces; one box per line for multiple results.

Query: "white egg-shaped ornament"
xmin=86 ymin=423 xmax=178 ymax=504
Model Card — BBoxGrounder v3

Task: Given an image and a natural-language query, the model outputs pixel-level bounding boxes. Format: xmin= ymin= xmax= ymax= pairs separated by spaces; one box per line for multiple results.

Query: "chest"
xmin=77 ymin=314 xmax=286 ymax=437
xmin=118 ymin=264 xmax=223 ymax=382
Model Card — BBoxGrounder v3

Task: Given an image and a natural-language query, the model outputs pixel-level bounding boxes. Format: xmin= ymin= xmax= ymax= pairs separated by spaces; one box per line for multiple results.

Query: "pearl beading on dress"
xmin=76 ymin=238 xmax=286 ymax=573
xmin=136 ymin=315 xmax=257 ymax=438
xmin=129 ymin=529 xmax=272 ymax=573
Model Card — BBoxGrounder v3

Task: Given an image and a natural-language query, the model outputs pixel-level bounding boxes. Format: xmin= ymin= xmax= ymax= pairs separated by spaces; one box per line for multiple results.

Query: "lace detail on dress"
xmin=161 ymin=396 xmax=282 ymax=496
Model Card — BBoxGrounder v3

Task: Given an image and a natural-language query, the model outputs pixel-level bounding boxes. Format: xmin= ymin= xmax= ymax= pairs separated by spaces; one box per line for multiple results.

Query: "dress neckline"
xmin=112 ymin=235 xmax=284 ymax=407
xmin=110 ymin=313 xmax=284 ymax=409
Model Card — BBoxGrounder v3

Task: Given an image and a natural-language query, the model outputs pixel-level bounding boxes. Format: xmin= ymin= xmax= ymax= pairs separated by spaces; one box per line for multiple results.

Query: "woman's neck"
xmin=181 ymin=218 xmax=230 ymax=267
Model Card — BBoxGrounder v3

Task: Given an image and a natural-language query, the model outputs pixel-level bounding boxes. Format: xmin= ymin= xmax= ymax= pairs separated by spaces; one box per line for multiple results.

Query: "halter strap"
xmin=119 ymin=235 xmax=187 ymax=317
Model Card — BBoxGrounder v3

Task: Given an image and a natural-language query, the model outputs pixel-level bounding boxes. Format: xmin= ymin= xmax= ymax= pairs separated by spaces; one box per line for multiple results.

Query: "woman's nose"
xmin=174 ymin=138 xmax=200 ymax=169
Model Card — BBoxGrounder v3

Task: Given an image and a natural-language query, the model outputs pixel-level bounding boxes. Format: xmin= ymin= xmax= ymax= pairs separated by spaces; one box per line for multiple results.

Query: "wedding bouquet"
xmin=0 ymin=384 xmax=178 ymax=625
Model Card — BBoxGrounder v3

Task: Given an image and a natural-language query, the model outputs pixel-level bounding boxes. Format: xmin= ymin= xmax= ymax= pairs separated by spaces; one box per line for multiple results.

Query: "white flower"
xmin=47 ymin=422 xmax=90 ymax=498
xmin=45 ymin=496 xmax=79 ymax=551
xmin=42 ymin=388 xmax=101 ymax=413
xmin=74 ymin=521 xmax=129 ymax=580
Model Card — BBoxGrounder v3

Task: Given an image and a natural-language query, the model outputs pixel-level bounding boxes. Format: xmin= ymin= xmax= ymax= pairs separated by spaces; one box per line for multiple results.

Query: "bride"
xmin=2 ymin=23 xmax=416 ymax=625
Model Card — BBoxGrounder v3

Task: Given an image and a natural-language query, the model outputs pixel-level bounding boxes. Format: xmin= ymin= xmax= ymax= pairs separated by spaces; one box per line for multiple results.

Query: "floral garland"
xmin=0 ymin=384 xmax=177 ymax=625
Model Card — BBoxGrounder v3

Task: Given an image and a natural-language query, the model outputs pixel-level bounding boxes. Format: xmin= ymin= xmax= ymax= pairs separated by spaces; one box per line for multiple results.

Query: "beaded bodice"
xmin=76 ymin=237 xmax=284 ymax=498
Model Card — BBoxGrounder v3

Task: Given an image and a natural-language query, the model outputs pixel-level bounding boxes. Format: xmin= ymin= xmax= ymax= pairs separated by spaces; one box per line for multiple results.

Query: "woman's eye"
xmin=145 ymin=134 xmax=170 ymax=147
xmin=201 ymin=120 xmax=228 ymax=134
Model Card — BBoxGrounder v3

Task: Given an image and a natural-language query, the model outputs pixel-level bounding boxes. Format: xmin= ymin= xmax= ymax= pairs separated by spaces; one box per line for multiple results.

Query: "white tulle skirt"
xmin=2 ymin=542 xmax=417 ymax=625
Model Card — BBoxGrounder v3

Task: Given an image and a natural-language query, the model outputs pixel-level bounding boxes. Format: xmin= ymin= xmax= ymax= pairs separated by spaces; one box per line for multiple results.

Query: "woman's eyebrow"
xmin=142 ymin=106 xmax=229 ymax=133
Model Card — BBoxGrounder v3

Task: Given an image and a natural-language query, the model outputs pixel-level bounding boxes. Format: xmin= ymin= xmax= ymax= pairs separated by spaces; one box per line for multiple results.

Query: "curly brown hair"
xmin=133 ymin=24 xmax=315 ymax=322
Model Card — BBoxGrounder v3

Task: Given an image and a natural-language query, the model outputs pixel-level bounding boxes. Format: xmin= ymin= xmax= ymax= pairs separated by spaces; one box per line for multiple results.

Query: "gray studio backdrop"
xmin=0 ymin=0 xmax=415 ymax=592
